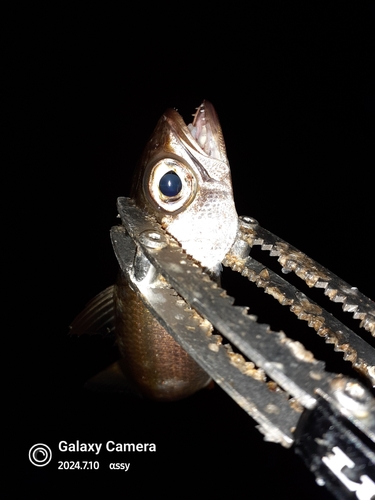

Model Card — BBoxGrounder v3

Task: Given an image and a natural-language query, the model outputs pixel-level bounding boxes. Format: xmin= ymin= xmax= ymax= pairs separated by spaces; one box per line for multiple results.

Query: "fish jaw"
xmin=187 ymin=100 xmax=228 ymax=164
xmin=131 ymin=101 xmax=238 ymax=272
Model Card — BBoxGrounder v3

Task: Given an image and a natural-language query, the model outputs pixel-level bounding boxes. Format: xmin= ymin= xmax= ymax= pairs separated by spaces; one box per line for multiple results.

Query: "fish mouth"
xmin=165 ymin=101 xmax=228 ymax=163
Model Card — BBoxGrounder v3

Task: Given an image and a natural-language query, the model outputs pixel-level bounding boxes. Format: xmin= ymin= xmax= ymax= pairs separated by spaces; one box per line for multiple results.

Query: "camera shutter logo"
xmin=29 ymin=444 xmax=52 ymax=467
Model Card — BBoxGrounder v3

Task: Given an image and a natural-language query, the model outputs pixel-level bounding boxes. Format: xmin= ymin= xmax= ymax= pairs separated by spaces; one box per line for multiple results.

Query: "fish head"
xmin=131 ymin=101 xmax=238 ymax=273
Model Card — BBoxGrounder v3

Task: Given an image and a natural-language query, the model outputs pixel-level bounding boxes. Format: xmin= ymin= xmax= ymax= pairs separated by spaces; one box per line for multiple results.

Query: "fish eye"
xmin=146 ymin=159 xmax=196 ymax=213
xmin=159 ymin=171 xmax=182 ymax=197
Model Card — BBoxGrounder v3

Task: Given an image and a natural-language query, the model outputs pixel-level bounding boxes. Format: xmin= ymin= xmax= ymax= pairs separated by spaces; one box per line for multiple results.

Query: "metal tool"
xmin=111 ymin=196 xmax=375 ymax=500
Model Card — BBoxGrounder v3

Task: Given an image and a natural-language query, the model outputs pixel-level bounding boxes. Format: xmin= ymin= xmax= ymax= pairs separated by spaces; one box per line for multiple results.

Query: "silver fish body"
xmin=71 ymin=101 xmax=238 ymax=401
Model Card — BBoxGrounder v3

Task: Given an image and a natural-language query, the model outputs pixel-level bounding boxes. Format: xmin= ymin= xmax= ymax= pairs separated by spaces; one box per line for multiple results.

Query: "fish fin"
xmin=205 ymin=379 xmax=215 ymax=390
xmin=69 ymin=285 xmax=115 ymax=336
xmin=84 ymin=361 xmax=136 ymax=394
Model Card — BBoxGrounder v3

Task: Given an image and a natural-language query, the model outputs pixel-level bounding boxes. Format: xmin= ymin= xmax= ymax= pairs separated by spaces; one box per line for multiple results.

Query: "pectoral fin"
xmin=69 ymin=285 xmax=115 ymax=337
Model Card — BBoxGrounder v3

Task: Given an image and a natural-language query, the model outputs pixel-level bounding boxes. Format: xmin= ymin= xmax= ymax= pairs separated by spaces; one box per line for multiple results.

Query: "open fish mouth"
xmin=187 ymin=101 xmax=226 ymax=159
xmin=164 ymin=101 xmax=228 ymax=164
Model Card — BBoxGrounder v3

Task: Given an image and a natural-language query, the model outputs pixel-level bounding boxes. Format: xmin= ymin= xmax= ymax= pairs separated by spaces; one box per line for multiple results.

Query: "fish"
xmin=70 ymin=101 xmax=238 ymax=401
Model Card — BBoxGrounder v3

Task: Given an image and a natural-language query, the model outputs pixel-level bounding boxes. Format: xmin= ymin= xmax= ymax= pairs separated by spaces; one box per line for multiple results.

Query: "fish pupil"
xmin=159 ymin=171 xmax=182 ymax=197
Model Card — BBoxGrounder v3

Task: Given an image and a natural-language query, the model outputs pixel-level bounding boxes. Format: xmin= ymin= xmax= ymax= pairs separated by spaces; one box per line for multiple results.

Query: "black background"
xmin=13 ymin=3 xmax=374 ymax=499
